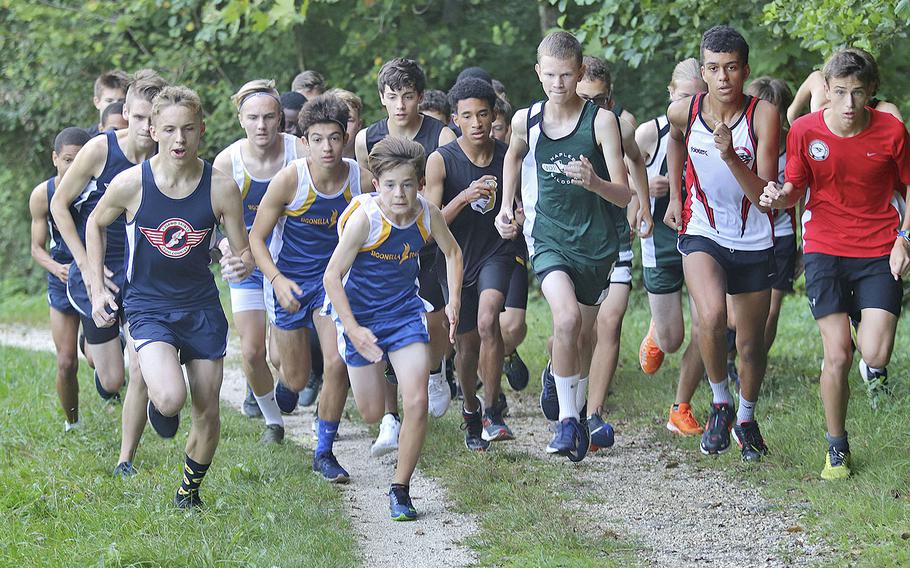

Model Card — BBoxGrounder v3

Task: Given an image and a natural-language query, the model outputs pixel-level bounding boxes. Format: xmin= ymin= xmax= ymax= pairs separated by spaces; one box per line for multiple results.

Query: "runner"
xmin=419 ymin=89 xmax=451 ymax=125
xmin=491 ymin=96 xmax=513 ymax=144
xmin=250 ymin=93 xmax=372 ymax=481
xmin=29 ymin=126 xmax=91 ymax=432
xmin=664 ymin=26 xmax=780 ymax=461
xmin=325 ymin=88 xmax=364 ymax=159
xmin=355 ymin=58 xmax=457 ymax=456
xmin=212 ymin=79 xmax=305 ymax=442
xmin=635 ymin=58 xmax=709 ymax=436
xmin=496 ymin=31 xmax=631 ymax=462
xmin=323 ymin=136 xmax=462 ymax=520
xmin=100 ymin=102 xmax=129 ymax=132
xmin=760 ymin=48 xmax=910 ymax=478
xmin=745 ymin=77 xmax=796 ymax=351
xmin=424 ymin=77 xmax=514 ymax=450
xmin=86 ymin=85 xmax=253 ymax=507
xmin=280 ymin=91 xmax=307 ymax=137
xmin=86 ymin=70 xmax=129 ymax=137
xmin=291 ymin=70 xmax=326 ymax=99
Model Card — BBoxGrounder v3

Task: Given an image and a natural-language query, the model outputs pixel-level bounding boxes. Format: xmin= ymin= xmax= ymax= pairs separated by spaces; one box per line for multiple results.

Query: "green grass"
xmin=0 ymin=346 xmax=356 ymax=567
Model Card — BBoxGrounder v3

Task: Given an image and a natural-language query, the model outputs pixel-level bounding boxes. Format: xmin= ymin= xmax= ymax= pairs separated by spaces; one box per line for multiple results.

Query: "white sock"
xmin=709 ymin=379 xmax=732 ymax=404
xmin=64 ymin=420 xmax=79 ymax=432
xmin=254 ymin=390 xmax=284 ymax=427
xmin=575 ymin=376 xmax=588 ymax=414
xmin=555 ymin=373 xmax=580 ymax=421
xmin=737 ymin=394 xmax=755 ymax=423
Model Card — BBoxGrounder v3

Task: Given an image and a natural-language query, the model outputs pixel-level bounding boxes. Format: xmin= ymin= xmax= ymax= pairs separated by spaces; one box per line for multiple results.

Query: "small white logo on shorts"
xmin=808 ymin=140 xmax=829 ymax=161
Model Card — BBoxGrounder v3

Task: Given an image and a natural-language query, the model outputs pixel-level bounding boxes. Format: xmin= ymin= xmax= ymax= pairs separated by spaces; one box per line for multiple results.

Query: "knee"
xmin=736 ymin=337 xmax=765 ymax=365
xmin=861 ymin=348 xmax=891 ymax=370
xmin=658 ymin=324 xmax=684 ymax=354
xmin=57 ymin=352 xmax=78 ymax=379
xmin=699 ymin=307 xmax=727 ymax=334
xmin=596 ymin=312 xmax=623 ymax=343
xmin=552 ymin=310 xmax=582 ymax=342
xmin=404 ymin=391 xmax=428 ymax=421
xmin=360 ymin=401 xmax=385 ymax=424
xmin=155 ymin=390 xmax=187 ymax=417
xmin=241 ymin=340 xmax=267 ymax=367
xmin=476 ymin=311 xmax=500 ymax=343
xmin=322 ymin=355 xmax=348 ymax=384
xmin=823 ymin=348 xmax=854 ymax=376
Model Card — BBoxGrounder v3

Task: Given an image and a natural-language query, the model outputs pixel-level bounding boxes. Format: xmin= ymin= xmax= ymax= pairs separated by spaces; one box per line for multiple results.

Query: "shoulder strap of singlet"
xmin=46 ymin=177 xmax=55 ymax=204
xmin=282 ymin=133 xmax=299 ymax=163
xmin=527 ymin=101 xmax=544 ymax=136
xmin=415 ymin=194 xmax=432 ymax=242
xmin=744 ymin=94 xmax=760 ymax=151
xmin=644 ymin=117 xmax=668 ymax=168
xmin=227 ymin=139 xmax=246 ymax=190
xmin=683 ymin=93 xmax=702 ymax=143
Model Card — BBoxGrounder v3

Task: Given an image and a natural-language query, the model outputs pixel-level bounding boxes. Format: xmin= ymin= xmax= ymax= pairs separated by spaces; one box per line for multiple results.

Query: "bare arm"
xmin=354 ymin=129 xmax=369 ymax=171
xmin=664 ymin=97 xmax=692 ymax=231
xmin=249 ymin=163 xmax=303 ymax=311
xmin=359 ymin=166 xmax=374 ymax=193
xmin=428 ymin=203 xmax=462 ymax=343
xmin=211 ymin=168 xmax=254 ymax=281
xmin=322 ymin=208 xmax=383 ymax=363
xmin=495 ymin=109 xmax=530 ymax=239
xmin=50 ymin=136 xmax=107 ymax=267
xmin=438 ymin=126 xmax=457 ymax=147
xmin=716 ymin=100 xmax=779 ymax=210
xmin=29 ymin=183 xmax=69 ymax=282
xmin=787 ymin=72 xmax=816 ymax=126
xmin=564 ymin=109 xmax=630 ymax=207
xmin=620 ymin=117 xmax=653 ymax=237
xmin=423 ymin=151 xmax=446 ymax=209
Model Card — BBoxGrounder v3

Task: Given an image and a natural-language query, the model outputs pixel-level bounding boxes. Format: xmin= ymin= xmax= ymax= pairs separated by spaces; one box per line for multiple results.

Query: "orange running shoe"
xmin=639 ymin=320 xmax=665 ymax=375
xmin=666 ymin=403 xmax=703 ymax=436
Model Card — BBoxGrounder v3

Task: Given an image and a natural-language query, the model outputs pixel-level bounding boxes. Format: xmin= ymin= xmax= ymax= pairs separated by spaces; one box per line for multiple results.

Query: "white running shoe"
xmin=370 ymin=413 xmax=400 ymax=457
xmin=64 ymin=420 xmax=80 ymax=433
xmin=428 ymin=369 xmax=451 ymax=418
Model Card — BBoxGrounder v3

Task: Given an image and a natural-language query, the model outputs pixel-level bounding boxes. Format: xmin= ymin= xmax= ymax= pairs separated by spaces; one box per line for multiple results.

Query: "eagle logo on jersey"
xmin=808 ymin=139 xmax=829 ymax=161
xmin=140 ymin=218 xmax=210 ymax=259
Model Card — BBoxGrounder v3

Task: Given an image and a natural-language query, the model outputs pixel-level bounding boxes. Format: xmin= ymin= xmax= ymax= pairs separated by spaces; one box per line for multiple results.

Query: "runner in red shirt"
xmin=761 ymin=48 xmax=910 ymax=480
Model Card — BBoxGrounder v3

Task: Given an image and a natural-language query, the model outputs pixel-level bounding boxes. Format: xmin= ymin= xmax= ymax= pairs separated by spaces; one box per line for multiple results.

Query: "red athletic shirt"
xmin=785 ymin=108 xmax=910 ymax=257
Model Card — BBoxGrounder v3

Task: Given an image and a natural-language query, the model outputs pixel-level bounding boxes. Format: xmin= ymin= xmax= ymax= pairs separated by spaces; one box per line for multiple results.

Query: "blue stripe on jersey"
xmin=124 ymin=160 xmax=219 ymax=315
xmin=46 ymin=177 xmax=74 ymax=264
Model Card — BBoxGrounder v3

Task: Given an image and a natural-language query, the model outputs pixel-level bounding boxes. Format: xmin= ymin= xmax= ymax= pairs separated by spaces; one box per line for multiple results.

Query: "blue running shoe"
xmin=94 ymin=370 xmax=120 ymax=402
xmin=312 ymin=452 xmax=350 ymax=484
xmin=147 ymin=400 xmax=179 ymax=438
xmin=113 ymin=461 xmax=137 ymax=479
xmin=275 ymin=381 xmax=299 ymax=414
xmin=503 ymin=350 xmax=529 ymax=391
xmin=389 ymin=485 xmax=417 ymax=521
xmin=700 ymin=402 xmax=734 ymax=455
xmin=298 ymin=372 xmax=323 ymax=407
xmin=242 ymin=385 xmax=262 ymax=418
xmin=587 ymin=413 xmax=615 ymax=452
xmin=546 ymin=417 xmax=589 ymax=462
xmin=539 ymin=361 xmax=559 ymax=421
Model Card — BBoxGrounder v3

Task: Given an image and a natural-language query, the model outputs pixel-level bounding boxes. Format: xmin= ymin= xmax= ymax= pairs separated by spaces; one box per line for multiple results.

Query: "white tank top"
xmin=683 ymin=94 xmax=772 ymax=250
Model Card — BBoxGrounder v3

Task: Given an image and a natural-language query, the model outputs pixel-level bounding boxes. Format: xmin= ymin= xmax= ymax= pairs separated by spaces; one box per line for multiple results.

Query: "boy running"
xmin=664 ymin=26 xmax=780 ymax=461
xmin=496 ymin=31 xmax=631 ymax=461
xmin=29 ymin=126 xmax=91 ymax=431
xmin=87 ymin=86 xmax=253 ymax=507
xmin=250 ymin=94 xmax=373 ymax=482
xmin=761 ymin=49 xmax=910 ymax=478
xmin=323 ymin=136 xmax=462 ymax=520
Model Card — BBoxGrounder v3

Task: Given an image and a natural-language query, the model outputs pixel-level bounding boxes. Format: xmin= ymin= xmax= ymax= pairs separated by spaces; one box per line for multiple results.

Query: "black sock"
xmin=825 ymin=432 xmax=849 ymax=452
xmin=390 ymin=483 xmax=408 ymax=494
xmin=178 ymin=454 xmax=210 ymax=495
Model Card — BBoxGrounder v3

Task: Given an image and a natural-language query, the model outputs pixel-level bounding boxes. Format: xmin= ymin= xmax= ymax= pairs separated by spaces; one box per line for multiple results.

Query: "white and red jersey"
xmin=682 ymin=93 xmax=773 ymax=250
xmin=786 ymin=108 xmax=910 ymax=258
xmin=773 ymin=151 xmax=797 ymax=237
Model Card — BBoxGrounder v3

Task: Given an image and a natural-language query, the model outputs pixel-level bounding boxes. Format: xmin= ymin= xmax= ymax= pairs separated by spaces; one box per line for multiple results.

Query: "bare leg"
xmin=477 ymin=289 xmax=506 ymax=409
xmin=272 ymin=326 xmax=313 ymax=392
xmin=764 ymin=288 xmax=786 ymax=352
xmin=234 ymin=310 xmax=274 ymax=396
xmin=587 ymin=283 xmax=631 ymax=414
xmin=118 ymin=338 xmax=148 ymax=464
xmin=455 ymin=331 xmax=481 ymax=412
xmin=730 ymin=290 xmax=771 ymax=404
xmin=674 ymin=297 xmax=706 ymax=405
xmin=682 ymin=253 xmax=728 ymax=383
xmin=91 ymin=335 xmax=126 ymax=393
xmin=388 ymin=342 xmax=430 ymax=486
xmin=184 ymin=358 xmax=225 ymax=464
xmin=49 ymin=308 xmax=80 ymax=423
xmin=314 ymin=313 xmax=349 ymax=423
xmin=816 ymin=314 xmax=853 ymax=437
xmin=648 ymin=291 xmax=685 ymax=354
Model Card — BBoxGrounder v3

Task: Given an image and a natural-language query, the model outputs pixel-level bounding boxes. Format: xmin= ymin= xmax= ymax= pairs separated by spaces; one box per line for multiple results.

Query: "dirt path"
xmin=500 ymin=390 xmax=830 ymax=567
xmin=0 ymin=324 xmax=477 ymax=568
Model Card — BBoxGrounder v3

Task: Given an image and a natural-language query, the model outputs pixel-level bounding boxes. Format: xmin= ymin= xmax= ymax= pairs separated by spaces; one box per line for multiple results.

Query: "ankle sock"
xmin=826 ymin=431 xmax=849 ymax=452
xmin=709 ymin=379 xmax=733 ymax=404
xmin=736 ymin=394 xmax=755 ymax=423
xmin=178 ymin=454 xmax=210 ymax=495
xmin=575 ymin=376 xmax=588 ymax=411
xmin=554 ymin=373 xmax=580 ymax=421
xmin=254 ymin=389 xmax=284 ymax=427
xmin=316 ymin=419 xmax=340 ymax=456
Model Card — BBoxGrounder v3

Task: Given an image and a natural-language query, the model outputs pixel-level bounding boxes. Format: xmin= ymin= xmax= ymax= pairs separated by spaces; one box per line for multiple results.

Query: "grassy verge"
xmin=0 ymin=345 xmax=356 ymax=567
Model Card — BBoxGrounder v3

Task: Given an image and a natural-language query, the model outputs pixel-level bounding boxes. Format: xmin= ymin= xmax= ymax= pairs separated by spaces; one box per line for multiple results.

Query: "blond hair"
xmin=368 ymin=136 xmax=426 ymax=180
xmin=151 ymin=85 xmax=204 ymax=121
xmin=326 ymin=87 xmax=363 ymax=116
xmin=669 ymin=58 xmax=706 ymax=91
xmin=230 ymin=79 xmax=281 ymax=111
xmin=124 ymin=69 xmax=167 ymax=109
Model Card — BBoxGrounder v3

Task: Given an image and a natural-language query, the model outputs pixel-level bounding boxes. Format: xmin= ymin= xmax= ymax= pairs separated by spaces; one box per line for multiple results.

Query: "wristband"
xmin=269 ymin=272 xmax=282 ymax=283
xmin=897 ymin=229 xmax=910 ymax=243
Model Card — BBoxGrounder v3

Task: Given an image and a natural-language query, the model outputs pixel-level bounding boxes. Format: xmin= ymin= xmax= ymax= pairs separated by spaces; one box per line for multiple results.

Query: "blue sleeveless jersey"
xmin=334 ymin=194 xmax=433 ymax=323
xmin=46 ymin=177 xmax=74 ymax=265
xmin=72 ymin=130 xmax=138 ymax=266
xmin=124 ymin=160 xmax=219 ymax=316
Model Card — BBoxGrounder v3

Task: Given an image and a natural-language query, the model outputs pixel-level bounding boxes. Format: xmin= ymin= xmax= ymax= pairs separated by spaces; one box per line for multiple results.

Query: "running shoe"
xmin=113 ymin=461 xmax=137 ymax=478
xmin=820 ymin=445 xmax=852 ymax=480
xmin=482 ymin=397 xmax=514 ymax=442
xmin=539 ymin=361 xmax=559 ymax=421
xmin=370 ymin=413 xmax=400 ymax=457
xmin=312 ymin=451 xmax=350 ymax=483
xmin=639 ymin=320 xmax=665 ymax=375
xmin=546 ymin=417 xmax=589 ymax=462
xmin=731 ymin=420 xmax=769 ymax=462
xmin=428 ymin=368 xmax=451 ymax=418
xmin=274 ymin=381 xmax=299 ymax=414
xmin=587 ymin=413 xmax=615 ymax=452
xmin=174 ymin=488 xmax=203 ymax=509
xmin=94 ymin=370 xmax=120 ymax=402
xmin=389 ymin=485 xmax=417 ymax=521
xmin=461 ymin=399 xmax=490 ymax=451
xmin=666 ymin=403 xmax=703 ymax=436
xmin=298 ymin=372 xmax=323 ymax=407
xmin=242 ymin=385 xmax=262 ymax=418
xmin=859 ymin=360 xmax=892 ymax=411
xmin=260 ymin=423 xmax=285 ymax=444
xmin=700 ymin=402 xmax=734 ymax=455
xmin=147 ymin=400 xmax=179 ymax=439
xmin=64 ymin=420 xmax=80 ymax=433
xmin=503 ymin=350 xmax=529 ymax=391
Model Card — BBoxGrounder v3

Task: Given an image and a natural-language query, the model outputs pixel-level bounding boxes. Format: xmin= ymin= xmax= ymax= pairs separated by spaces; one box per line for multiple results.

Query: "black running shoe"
xmin=299 ymin=372 xmax=323 ymax=407
xmin=503 ymin=350 xmax=530 ymax=391
xmin=174 ymin=488 xmax=203 ymax=509
xmin=147 ymin=400 xmax=179 ymax=438
xmin=482 ymin=397 xmax=514 ymax=442
xmin=312 ymin=451 xmax=350 ymax=483
xmin=732 ymin=420 xmax=769 ymax=462
xmin=461 ymin=398 xmax=490 ymax=451
xmin=274 ymin=381 xmax=299 ymax=414
xmin=700 ymin=402 xmax=734 ymax=455
xmin=260 ymin=423 xmax=285 ymax=444
xmin=113 ymin=461 xmax=137 ymax=478
xmin=242 ymin=385 xmax=262 ymax=418
xmin=94 ymin=370 xmax=120 ymax=402
xmin=539 ymin=361 xmax=559 ymax=421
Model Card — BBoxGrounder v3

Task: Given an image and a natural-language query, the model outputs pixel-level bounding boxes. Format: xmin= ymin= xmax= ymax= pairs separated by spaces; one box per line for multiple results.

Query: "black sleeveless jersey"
xmin=365 ymin=115 xmax=447 ymax=157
